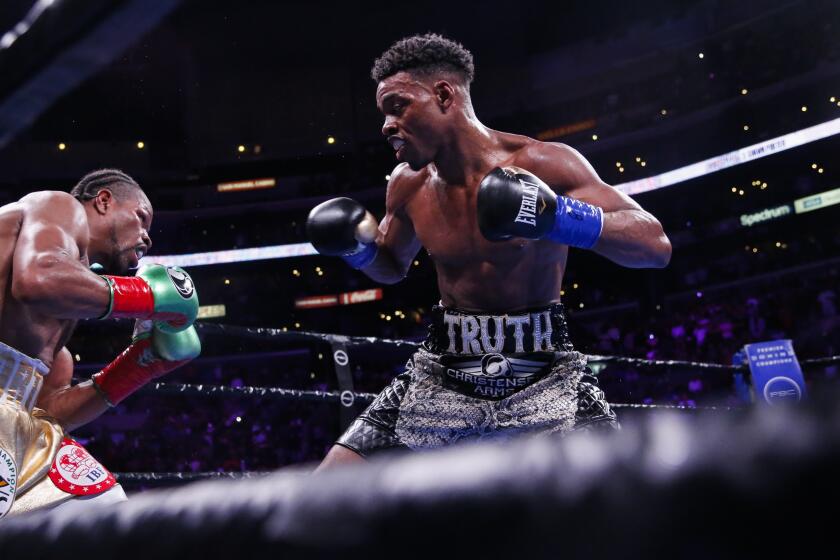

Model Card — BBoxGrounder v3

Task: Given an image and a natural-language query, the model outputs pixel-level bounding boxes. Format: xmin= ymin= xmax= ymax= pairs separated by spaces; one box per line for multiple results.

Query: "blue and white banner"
xmin=743 ymin=339 xmax=806 ymax=405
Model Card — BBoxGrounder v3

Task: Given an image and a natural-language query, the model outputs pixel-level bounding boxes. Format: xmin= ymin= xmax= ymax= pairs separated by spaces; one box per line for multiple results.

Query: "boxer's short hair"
xmin=71 ymin=169 xmax=143 ymax=201
xmin=371 ymin=33 xmax=474 ymax=86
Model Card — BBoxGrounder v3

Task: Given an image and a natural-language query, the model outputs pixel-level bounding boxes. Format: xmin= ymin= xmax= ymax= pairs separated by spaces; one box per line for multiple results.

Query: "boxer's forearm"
xmin=360 ymin=245 xmax=410 ymax=284
xmin=591 ymin=209 xmax=671 ymax=268
xmin=13 ymin=259 xmax=111 ymax=319
xmin=37 ymin=381 xmax=111 ymax=432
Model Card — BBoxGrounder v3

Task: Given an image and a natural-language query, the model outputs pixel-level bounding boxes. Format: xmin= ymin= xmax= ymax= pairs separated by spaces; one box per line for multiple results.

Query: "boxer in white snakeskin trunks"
xmin=307 ymin=33 xmax=671 ymax=467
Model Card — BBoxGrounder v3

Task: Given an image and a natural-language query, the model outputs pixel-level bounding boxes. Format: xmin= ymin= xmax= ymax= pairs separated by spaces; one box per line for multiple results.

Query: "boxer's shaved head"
xmin=371 ymin=33 xmax=474 ymax=87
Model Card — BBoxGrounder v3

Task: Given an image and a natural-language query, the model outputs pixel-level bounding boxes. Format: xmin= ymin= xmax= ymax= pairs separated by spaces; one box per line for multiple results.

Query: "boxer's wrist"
xmin=98 ymin=266 xmax=199 ymax=332
xmin=547 ymin=197 xmax=603 ymax=249
xmin=341 ymin=241 xmax=378 ymax=270
xmin=100 ymin=275 xmax=154 ymax=320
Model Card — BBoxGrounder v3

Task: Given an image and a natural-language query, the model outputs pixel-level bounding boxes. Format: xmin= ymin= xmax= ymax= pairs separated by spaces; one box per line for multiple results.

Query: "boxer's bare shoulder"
xmin=386 ymin=162 xmax=426 ymax=216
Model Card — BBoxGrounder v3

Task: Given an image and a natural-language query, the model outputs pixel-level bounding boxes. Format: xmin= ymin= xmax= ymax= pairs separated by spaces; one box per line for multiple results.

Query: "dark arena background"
xmin=1 ymin=0 xmax=839 ymax=557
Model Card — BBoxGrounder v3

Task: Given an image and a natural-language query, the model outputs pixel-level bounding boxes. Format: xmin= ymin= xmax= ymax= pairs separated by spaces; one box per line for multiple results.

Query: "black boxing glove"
xmin=306 ymin=197 xmax=378 ymax=269
xmin=477 ymin=167 xmax=603 ymax=248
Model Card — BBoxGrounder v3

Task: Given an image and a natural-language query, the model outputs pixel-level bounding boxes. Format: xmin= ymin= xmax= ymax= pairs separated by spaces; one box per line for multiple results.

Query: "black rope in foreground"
xmin=4 ymin=397 xmax=840 ymax=559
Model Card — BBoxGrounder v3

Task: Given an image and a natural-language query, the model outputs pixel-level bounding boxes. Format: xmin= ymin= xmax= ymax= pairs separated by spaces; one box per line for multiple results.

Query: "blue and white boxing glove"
xmin=306 ymin=197 xmax=379 ymax=269
xmin=477 ymin=167 xmax=603 ymax=249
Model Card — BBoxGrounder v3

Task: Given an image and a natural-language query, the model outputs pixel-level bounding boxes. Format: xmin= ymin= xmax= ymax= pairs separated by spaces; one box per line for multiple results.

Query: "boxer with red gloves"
xmin=0 ymin=169 xmax=200 ymax=517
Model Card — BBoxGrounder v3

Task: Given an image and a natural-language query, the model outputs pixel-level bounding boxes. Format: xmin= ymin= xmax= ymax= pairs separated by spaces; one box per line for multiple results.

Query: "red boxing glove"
xmin=103 ymin=276 xmax=155 ymax=319
xmin=92 ymin=321 xmax=200 ymax=406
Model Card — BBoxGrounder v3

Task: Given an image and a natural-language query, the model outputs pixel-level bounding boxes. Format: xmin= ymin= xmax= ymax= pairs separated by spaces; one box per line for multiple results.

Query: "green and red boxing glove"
xmin=92 ymin=320 xmax=201 ymax=406
xmin=100 ymin=264 xmax=199 ymax=333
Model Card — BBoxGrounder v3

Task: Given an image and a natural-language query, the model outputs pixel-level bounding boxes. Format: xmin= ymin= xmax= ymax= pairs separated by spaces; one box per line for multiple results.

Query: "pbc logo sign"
xmin=763 ymin=376 xmax=802 ymax=405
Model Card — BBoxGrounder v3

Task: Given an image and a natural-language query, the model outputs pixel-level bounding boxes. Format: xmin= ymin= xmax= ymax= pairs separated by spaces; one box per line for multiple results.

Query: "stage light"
xmin=591 ymin=134 xmax=598 ymax=140
xmin=660 ymin=109 xmax=667 ymax=115
xmin=741 ymin=88 xmax=748 ymax=95
xmin=619 ymin=167 xmax=624 ymax=173
xmin=698 ymin=52 xmax=704 ymax=59
xmin=743 ymin=125 xmax=750 ymax=131
xmin=137 ymin=141 xmax=145 ymax=149
xmin=237 ymin=145 xmax=245 ymax=153
xmin=731 ymin=187 xmax=737 ymax=193
xmin=327 ymin=136 xmax=336 ymax=144
xmin=801 ymin=106 xmax=808 ymax=112
xmin=615 ymin=162 xmax=621 ymax=167
xmin=58 ymin=142 xmax=66 ymax=150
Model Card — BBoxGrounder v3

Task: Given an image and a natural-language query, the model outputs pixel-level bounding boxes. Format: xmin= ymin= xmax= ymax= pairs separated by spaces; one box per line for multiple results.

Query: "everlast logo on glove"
xmin=514 ymin=182 xmax=541 ymax=226
xmin=166 ymin=267 xmax=195 ymax=299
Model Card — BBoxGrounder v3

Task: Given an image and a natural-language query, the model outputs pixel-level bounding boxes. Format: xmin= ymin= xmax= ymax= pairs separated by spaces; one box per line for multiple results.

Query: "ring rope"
xmin=195 ymin=322 xmax=840 ymax=371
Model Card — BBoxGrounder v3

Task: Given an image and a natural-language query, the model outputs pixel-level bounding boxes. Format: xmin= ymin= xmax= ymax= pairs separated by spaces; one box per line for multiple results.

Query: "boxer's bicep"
xmin=13 ymin=194 xmax=87 ymax=298
xmin=378 ymin=211 xmax=421 ymax=273
xmin=377 ymin=167 xmax=422 ymax=275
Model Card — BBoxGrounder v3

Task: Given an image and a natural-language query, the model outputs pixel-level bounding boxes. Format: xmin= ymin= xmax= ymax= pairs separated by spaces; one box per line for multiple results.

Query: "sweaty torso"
xmin=0 ymin=200 xmax=78 ymax=367
xmin=401 ymin=133 xmax=568 ymax=313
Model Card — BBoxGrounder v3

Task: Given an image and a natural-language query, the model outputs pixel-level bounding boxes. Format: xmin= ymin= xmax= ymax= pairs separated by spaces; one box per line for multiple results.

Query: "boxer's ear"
xmin=433 ymin=80 xmax=455 ymax=111
xmin=92 ymin=189 xmax=113 ymax=215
